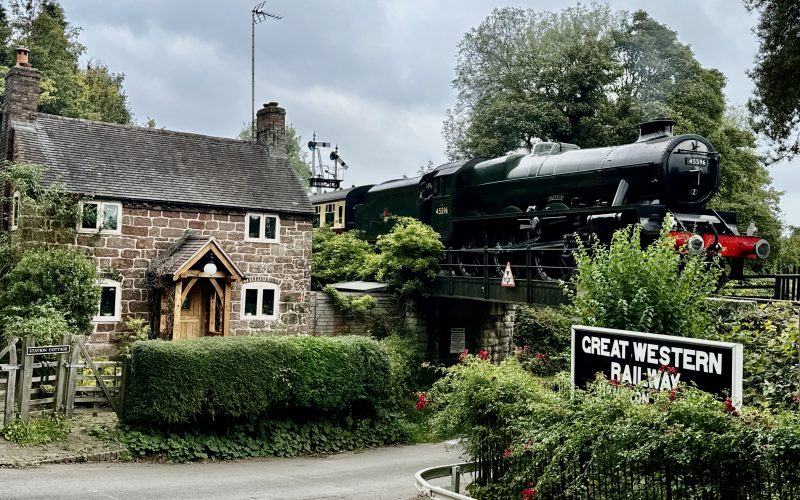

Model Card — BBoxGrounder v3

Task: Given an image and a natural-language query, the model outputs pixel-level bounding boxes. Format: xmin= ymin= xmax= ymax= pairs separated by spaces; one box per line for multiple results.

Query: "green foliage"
xmin=120 ymin=416 xmax=407 ymax=462
xmin=746 ymin=0 xmax=800 ymax=161
xmin=0 ymin=247 xmax=99 ymax=334
xmin=1 ymin=1 xmax=131 ymax=124
xmin=712 ymin=302 xmax=800 ymax=410
xmin=0 ymin=304 xmax=71 ymax=345
xmin=429 ymin=359 xmax=800 ymax=498
xmin=117 ymin=318 xmax=151 ymax=357
xmin=122 ymin=335 xmax=391 ymax=427
xmin=382 ymin=334 xmax=422 ymax=406
xmin=312 ymin=226 xmax=375 ymax=284
xmin=569 ymin=221 xmax=719 ymax=338
xmin=1 ymin=413 xmax=70 ymax=445
xmin=374 ymin=217 xmax=444 ymax=299
xmin=322 ymin=286 xmax=376 ymax=315
xmin=512 ymin=306 xmax=571 ymax=376
xmin=778 ymin=226 xmax=800 ymax=268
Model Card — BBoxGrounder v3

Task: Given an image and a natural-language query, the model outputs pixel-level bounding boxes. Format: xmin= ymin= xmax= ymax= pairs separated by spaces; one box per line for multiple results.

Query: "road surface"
xmin=1 ymin=441 xmax=464 ymax=500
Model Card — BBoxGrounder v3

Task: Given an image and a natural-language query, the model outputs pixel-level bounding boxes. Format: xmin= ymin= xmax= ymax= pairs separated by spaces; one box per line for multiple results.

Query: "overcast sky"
xmin=58 ymin=0 xmax=798 ymax=228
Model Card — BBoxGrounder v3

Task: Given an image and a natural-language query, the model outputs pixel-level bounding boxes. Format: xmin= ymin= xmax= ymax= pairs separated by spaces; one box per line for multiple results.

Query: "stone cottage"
xmin=0 ymin=48 xmax=314 ymax=354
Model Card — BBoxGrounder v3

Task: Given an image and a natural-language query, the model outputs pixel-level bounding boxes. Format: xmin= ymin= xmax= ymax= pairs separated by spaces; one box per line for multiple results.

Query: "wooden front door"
xmin=175 ymin=283 xmax=205 ymax=340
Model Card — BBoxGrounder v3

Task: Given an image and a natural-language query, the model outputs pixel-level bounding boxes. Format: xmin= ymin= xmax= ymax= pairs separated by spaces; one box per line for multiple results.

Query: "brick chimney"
xmin=2 ymin=47 xmax=41 ymax=160
xmin=255 ymin=101 xmax=286 ymax=158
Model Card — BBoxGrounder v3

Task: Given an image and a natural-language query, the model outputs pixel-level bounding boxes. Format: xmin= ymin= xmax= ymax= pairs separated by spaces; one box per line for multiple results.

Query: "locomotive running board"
xmin=451 ymin=206 xmax=640 ymax=224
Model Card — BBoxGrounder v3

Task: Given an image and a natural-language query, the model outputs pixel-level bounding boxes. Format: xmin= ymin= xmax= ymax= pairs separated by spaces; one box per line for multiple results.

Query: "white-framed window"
xmin=10 ymin=191 xmax=20 ymax=230
xmin=240 ymin=282 xmax=279 ymax=320
xmin=79 ymin=200 xmax=122 ymax=234
xmin=244 ymin=212 xmax=280 ymax=243
xmin=94 ymin=279 xmax=121 ymax=322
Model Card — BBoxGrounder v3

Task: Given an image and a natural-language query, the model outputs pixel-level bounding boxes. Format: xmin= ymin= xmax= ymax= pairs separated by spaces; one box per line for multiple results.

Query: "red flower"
xmin=724 ymin=398 xmax=738 ymax=416
xmin=521 ymin=486 xmax=537 ymax=499
xmin=502 ymin=447 xmax=512 ymax=459
xmin=416 ymin=392 xmax=428 ymax=411
xmin=668 ymin=388 xmax=678 ymax=401
xmin=668 ymin=366 xmax=678 ymax=375
xmin=458 ymin=349 xmax=470 ymax=362
xmin=608 ymin=378 xmax=621 ymax=386
xmin=478 ymin=349 xmax=490 ymax=360
xmin=534 ymin=352 xmax=546 ymax=360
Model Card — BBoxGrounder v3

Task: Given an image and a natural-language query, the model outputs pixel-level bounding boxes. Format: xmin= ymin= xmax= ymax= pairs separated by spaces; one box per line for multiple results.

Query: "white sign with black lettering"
xmin=449 ymin=327 xmax=466 ymax=353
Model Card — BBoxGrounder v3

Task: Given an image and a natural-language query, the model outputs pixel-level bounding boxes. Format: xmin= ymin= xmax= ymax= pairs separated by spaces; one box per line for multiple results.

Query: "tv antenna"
xmin=251 ymin=2 xmax=282 ymax=141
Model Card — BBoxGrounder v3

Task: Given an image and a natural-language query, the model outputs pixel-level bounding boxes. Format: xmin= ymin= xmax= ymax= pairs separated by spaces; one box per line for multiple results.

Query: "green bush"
xmin=122 ymin=335 xmax=391 ymax=426
xmin=375 ymin=217 xmax=444 ymax=299
xmin=0 ymin=247 xmax=99 ymax=334
xmin=570 ymin=220 xmax=719 ymax=338
xmin=429 ymin=358 xmax=800 ymax=499
xmin=121 ymin=416 xmax=407 ymax=462
xmin=0 ymin=304 xmax=72 ymax=345
xmin=312 ymin=226 xmax=376 ymax=284
xmin=512 ymin=306 xmax=571 ymax=375
xmin=712 ymin=301 xmax=800 ymax=410
xmin=1 ymin=413 xmax=71 ymax=445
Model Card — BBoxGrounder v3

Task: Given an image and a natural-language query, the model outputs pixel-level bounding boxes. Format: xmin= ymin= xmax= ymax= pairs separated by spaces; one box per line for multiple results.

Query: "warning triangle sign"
xmin=501 ymin=262 xmax=515 ymax=288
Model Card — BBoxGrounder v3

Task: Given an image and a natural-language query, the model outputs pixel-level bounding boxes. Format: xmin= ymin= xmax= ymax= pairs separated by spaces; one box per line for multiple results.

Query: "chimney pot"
xmin=15 ymin=47 xmax=30 ymax=67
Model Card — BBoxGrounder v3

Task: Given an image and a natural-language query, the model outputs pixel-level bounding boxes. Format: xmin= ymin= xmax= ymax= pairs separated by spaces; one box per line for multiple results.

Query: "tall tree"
xmin=444 ymin=5 xmax=783 ymax=261
xmin=745 ymin=0 xmax=800 ymax=162
xmin=0 ymin=0 xmax=131 ymax=124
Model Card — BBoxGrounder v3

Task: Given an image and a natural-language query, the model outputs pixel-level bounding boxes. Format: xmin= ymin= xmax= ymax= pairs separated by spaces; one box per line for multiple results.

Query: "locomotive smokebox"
xmin=637 ymin=117 xmax=676 ymax=142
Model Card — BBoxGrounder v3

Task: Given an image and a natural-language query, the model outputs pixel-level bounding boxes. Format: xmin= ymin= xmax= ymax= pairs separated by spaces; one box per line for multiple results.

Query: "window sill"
xmin=243 ymin=237 xmax=280 ymax=244
xmin=93 ymin=316 xmax=121 ymax=323
xmin=78 ymin=228 xmax=122 ymax=236
xmin=241 ymin=315 xmax=278 ymax=321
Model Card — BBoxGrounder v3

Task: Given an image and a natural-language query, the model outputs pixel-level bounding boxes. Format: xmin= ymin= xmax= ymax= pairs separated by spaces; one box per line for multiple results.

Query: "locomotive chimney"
xmin=636 ymin=117 xmax=675 ymax=142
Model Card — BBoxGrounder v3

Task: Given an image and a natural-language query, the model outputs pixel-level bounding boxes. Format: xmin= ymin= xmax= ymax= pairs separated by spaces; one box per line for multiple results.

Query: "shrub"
xmin=117 ymin=318 xmax=151 ymax=357
xmin=512 ymin=306 xmax=571 ymax=375
xmin=312 ymin=226 xmax=376 ymax=284
xmin=712 ymin=301 xmax=800 ymax=410
xmin=382 ymin=334 xmax=422 ymax=408
xmin=0 ymin=247 xmax=99 ymax=334
xmin=375 ymin=217 xmax=444 ymax=299
xmin=569 ymin=219 xmax=719 ymax=338
xmin=122 ymin=335 xmax=391 ymax=427
xmin=322 ymin=286 xmax=376 ymax=315
xmin=0 ymin=304 xmax=72 ymax=345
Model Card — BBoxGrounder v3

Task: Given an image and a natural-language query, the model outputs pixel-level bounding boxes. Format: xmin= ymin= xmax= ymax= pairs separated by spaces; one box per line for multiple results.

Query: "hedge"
xmin=121 ymin=335 xmax=391 ymax=426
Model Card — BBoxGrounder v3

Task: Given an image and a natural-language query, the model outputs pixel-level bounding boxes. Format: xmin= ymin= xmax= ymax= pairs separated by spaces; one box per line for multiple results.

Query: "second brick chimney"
xmin=255 ymin=101 xmax=286 ymax=158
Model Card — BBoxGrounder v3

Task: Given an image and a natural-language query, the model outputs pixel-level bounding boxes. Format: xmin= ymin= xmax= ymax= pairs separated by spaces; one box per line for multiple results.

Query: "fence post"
xmin=16 ymin=334 xmax=34 ymax=422
xmin=450 ymin=465 xmax=461 ymax=493
xmin=64 ymin=335 xmax=82 ymax=418
xmin=4 ymin=337 xmax=18 ymax=423
xmin=53 ymin=333 xmax=72 ymax=412
xmin=117 ymin=355 xmax=129 ymax=418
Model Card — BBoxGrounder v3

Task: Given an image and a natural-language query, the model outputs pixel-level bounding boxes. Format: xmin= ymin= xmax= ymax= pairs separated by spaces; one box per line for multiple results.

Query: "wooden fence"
xmin=728 ymin=266 xmax=800 ymax=302
xmin=0 ymin=334 xmax=123 ymax=424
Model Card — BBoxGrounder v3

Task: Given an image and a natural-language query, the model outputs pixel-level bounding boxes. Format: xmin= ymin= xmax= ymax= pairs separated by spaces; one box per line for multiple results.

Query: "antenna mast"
xmin=251 ymin=2 xmax=282 ymax=141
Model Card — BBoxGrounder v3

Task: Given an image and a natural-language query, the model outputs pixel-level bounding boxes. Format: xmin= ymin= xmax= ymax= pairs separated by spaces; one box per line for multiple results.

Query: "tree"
xmin=0 ymin=1 xmax=132 ymax=124
xmin=311 ymin=226 xmax=375 ymax=285
xmin=745 ymin=0 xmax=800 ymax=162
xmin=238 ymin=123 xmax=311 ymax=189
xmin=374 ymin=217 xmax=444 ymax=299
xmin=444 ymin=6 xmax=784 ymax=253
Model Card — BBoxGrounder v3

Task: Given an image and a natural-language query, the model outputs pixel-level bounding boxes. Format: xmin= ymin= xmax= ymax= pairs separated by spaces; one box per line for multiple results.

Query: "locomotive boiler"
xmin=349 ymin=118 xmax=770 ymax=281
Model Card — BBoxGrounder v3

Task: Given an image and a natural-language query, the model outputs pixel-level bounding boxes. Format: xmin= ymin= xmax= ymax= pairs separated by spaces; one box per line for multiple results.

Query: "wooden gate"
xmin=0 ymin=334 xmax=122 ymax=423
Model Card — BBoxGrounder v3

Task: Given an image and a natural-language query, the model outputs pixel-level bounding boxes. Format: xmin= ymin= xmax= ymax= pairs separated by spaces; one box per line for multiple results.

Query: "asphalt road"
xmin=0 ymin=442 xmax=464 ymax=500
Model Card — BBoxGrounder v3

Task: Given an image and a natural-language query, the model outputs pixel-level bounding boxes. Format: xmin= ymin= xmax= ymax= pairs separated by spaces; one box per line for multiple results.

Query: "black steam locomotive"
xmin=311 ymin=119 xmax=770 ymax=281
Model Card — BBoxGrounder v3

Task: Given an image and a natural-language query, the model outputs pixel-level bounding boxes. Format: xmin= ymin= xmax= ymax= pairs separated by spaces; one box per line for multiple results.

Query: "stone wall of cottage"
xmin=77 ymin=201 xmax=312 ymax=354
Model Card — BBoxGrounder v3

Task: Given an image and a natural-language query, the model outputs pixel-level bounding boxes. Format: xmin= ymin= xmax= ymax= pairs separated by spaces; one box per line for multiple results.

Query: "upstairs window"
xmin=79 ymin=200 xmax=122 ymax=234
xmin=10 ymin=191 xmax=20 ymax=230
xmin=245 ymin=213 xmax=280 ymax=243
xmin=240 ymin=282 xmax=279 ymax=320
xmin=94 ymin=279 xmax=121 ymax=322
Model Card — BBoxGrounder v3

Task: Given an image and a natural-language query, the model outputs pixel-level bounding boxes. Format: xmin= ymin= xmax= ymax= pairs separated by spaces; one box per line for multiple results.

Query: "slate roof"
xmin=156 ymin=234 xmax=245 ymax=278
xmin=12 ymin=114 xmax=313 ymax=216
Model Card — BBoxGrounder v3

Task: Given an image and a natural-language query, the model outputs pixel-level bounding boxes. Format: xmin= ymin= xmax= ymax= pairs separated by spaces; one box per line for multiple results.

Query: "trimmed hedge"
xmin=122 ymin=335 xmax=391 ymax=426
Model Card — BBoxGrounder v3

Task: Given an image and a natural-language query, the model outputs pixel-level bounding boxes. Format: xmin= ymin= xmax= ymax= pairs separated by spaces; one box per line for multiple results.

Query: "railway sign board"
xmin=500 ymin=262 xmax=515 ymax=287
xmin=571 ymin=325 xmax=742 ymax=405
xmin=27 ymin=344 xmax=70 ymax=356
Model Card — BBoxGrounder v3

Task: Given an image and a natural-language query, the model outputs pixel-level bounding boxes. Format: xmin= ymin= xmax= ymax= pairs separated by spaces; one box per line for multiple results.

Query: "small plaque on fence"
xmin=26 ymin=345 xmax=70 ymax=356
